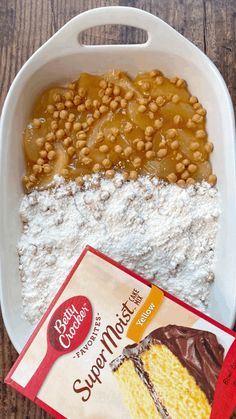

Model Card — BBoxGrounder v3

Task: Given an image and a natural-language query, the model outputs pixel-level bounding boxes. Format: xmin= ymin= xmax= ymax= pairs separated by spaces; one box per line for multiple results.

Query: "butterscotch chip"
xmin=56 ymin=129 xmax=65 ymax=140
xmin=103 ymin=169 xmax=114 ymax=179
xmin=76 ymin=131 xmax=86 ymax=140
xmin=47 ymin=150 xmax=56 ymax=160
xmin=82 ymin=157 xmax=92 ymax=165
xmin=156 ymin=76 xmax=164 ymax=85
xmin=132 ymin=157 xmax=142 ymax=168
xmin=129 ymin=170 xmax=138 ymax=180
xmin=53 ymin=111 xmax=59 ymax=119
xmin=196 ymin=130 xmax=206 ymax=139
xmin=146 ymin=150 xmax=155 ymax=159
xmin=99 ymin=105 xmax=108 ymax=114
xmin=157 ymin=149 xmax=167 ymax=158
xmin=47 ymin=104 xmax=54 ymax=114
xmin=75 ymin=176 xmax=83 ymax=185
xmin=176 ymin=163 xmax=185 ymax=173
xmin=193 ymin=151 xmax=202 ymax=161
xmin=99 ymin=145 xmax=109 ymax=153
xmin=188 ymin=164 xmax=197 ymax=173
xmin=208 ymin=174 xmax=217 ymax=185
xmin=77 ymin=104 xmax=85 ymax=112
xmin=136 ymin=141 xmax=145 ymax=151
xmin=93 ymin=163 xmax=102 ymax=173
xmin=113 ymin=86 xmax=120 ymax=96
xmin=176 ymin=79 xmax=186 ymax=87
xmin=145 ymin=142 xmax=153 ymax=151
xmin=110 ymin=100 xmax=118 ymax=110
xmin=173 ymin=115 xmax=182 ymax=125
xmin=65 ymin=100 xmax=74 ymax=109
xmin=56 ymin=102 xmax=65 ymax=111
xmin=181 ymin=170 xmax=189 ymax=180
xmin=196 ymin=108 xmax=206 ymax=116
xmin=120 ymin=99 xmax=127 ymax=108
xmin=102 ymin=158 xmax=112 ymax=169
xmin=114 ymin=145 xmax=122 ymax=154
xmin=138 ymin=105 xmax=147 ymax=113
xmin=25 ymin=181 xmax=34 ymax=190
xmin=111 ymin=127 xmax=119 ymax=136
xmin=205 ymin=142 xmax=214 ymax=153
xmin=186 ymin=177 xmax=195 ymax=185
xmin=53 ymin=93 xmax=61 ymax=103
xmin=46 ymin=133 xmax=55 ymax=142
xmin=105 ymin=87 xmax=113 ymax=96
xmin=192 ymin=114 xmax=203 ymax=123
xmin=39 ymin=150 xmax=47 ymax=158
xmin=176 ymin=153 xmax=183 ymax=161
xmin=102 ymin=95 xmax=111 ymax=105
xmin=65 ymin=122 xmax=72 ymax=132
xmin=145 ymin=126 xmax=154 ymax=136
xmin=27 ymin=176 xmax=34 ymax=184
xmin=80 ymin=147 xmax=90 ymax=156
xmin=166 ymin=129 xmax=177 ymax=139
xmin=177 ymin=179 xmax=186 ymax=188
xmin=37 ymin=158 xmax=44 ymax=166
xmin=60 ymin=110 xmax=68 ymax=119
xmin=190 ymin=142 xmax=199 ymax=151
xmin=67 ymin=146 xmax=75 ymax=156
xmin=123 ymin=171 xmax=129 ymax=181
xmin=73 ymin=96 xmax=81 ymax=106
xmin=170 ymin=140 xmax=179 ymax=150
xmin=43 ymin=164 xmax=52 ymax=174
xmin=149 ymin=102 xmax=158 ymax=112
xmin=86 ymin=117 xmax=94 ymax=127
xmin=93 ymin=109 xmax=100 ymax=119
xmin=156 ymin=96 xmax=165 ymax=106
xmin=33 ymin=164 xmax=42 ymax=174
xmin=124 ymin=122 xmax=133 ymax=133
xmin=189 ymin=96 xmax=198 ymax=104
xmin=36 ymin=138 xmax=44 ymax=147
xmin=172 ymin=94 xmax=180 ymax=103
xmin=125 ymin=90 xmax=134 ymax=100
xmin=167 ymin=173 xmax=177 ymax=183
xmin=170 ymin=76 xmax=178 ymax=84
xmin=32 ymin=118 xmax=41 ymax=128
xmin=45 ymin=142 xmax=53 ymax=152
xmin=154 ymin=119 xmax=163 ymax=129
xmin=124 ymin=146 xmax=133 ymax=158
xmin=145 ymin=135 xmax=153 ymax=142
xmin=96 ymin=132 xmax=104 ymax=143
xmin=76 ymin=140 xmax=86 ymax=149
xmin=186 ymin=119 xmax=196 ymax=129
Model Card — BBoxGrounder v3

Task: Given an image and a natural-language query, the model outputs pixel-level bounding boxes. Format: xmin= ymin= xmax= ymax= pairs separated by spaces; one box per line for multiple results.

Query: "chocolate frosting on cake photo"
xmin=110 ymin=325 xmax=224 ymax=419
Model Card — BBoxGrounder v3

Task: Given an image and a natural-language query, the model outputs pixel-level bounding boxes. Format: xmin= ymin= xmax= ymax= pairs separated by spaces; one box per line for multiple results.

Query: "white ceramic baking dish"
xmin=0 ymin=6 xmax=236 ymax=353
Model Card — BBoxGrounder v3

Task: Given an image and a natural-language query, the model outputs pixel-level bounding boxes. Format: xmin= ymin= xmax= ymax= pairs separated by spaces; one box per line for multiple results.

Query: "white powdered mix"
xmin=18 ymin=174 xmax=220 ymax=324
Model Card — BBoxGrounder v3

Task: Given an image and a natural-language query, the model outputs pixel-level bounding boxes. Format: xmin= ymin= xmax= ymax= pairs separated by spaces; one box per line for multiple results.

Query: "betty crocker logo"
xmin=24 ymin=296 xmax=93 ymax=401
xmin=49 ymin=296 xmax=93 ymax=351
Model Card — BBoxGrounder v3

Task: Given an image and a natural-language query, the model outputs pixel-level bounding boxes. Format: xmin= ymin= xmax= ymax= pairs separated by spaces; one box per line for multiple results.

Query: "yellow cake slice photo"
xmin=110 ymin=325 xmax=224 ymax=419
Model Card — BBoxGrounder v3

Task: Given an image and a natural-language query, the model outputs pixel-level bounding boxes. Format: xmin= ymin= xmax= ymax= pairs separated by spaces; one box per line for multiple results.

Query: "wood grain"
xmin=0 ymin=0 xmax=235 ymax=417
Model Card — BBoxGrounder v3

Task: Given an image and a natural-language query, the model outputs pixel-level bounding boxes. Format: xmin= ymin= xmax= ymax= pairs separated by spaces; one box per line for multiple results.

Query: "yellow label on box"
xmin=126 ymin=285 xmax=164 ymax=343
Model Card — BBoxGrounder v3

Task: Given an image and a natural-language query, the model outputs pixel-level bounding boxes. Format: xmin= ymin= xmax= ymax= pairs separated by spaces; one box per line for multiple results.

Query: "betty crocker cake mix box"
xmin=5 ymin=246 xmax=236 ymax=418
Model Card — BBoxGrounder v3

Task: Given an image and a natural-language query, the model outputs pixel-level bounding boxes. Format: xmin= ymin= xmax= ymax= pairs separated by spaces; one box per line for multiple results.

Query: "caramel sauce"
xmin=23 ymin=70 xmax=216 ymax=191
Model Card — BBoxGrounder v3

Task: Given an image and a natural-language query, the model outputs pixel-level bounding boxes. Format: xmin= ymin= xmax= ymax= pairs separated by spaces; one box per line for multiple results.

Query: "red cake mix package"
xmin=5 ymin=246 xmax=236 ymax=418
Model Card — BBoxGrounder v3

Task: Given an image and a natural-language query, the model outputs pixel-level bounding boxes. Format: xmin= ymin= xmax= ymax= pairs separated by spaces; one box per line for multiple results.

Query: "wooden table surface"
xmin=0 ymin=0 xmax=235 ymax=418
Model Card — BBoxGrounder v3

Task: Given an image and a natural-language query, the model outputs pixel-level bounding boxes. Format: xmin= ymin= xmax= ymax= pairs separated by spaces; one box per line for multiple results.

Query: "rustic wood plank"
xmin=0 ymin=0 xmax=235 ymax=418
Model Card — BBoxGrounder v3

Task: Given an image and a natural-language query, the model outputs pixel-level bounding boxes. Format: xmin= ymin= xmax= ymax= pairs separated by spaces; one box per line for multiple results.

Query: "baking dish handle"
xmin=46 ymin=6 xmax=180 ymax=51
